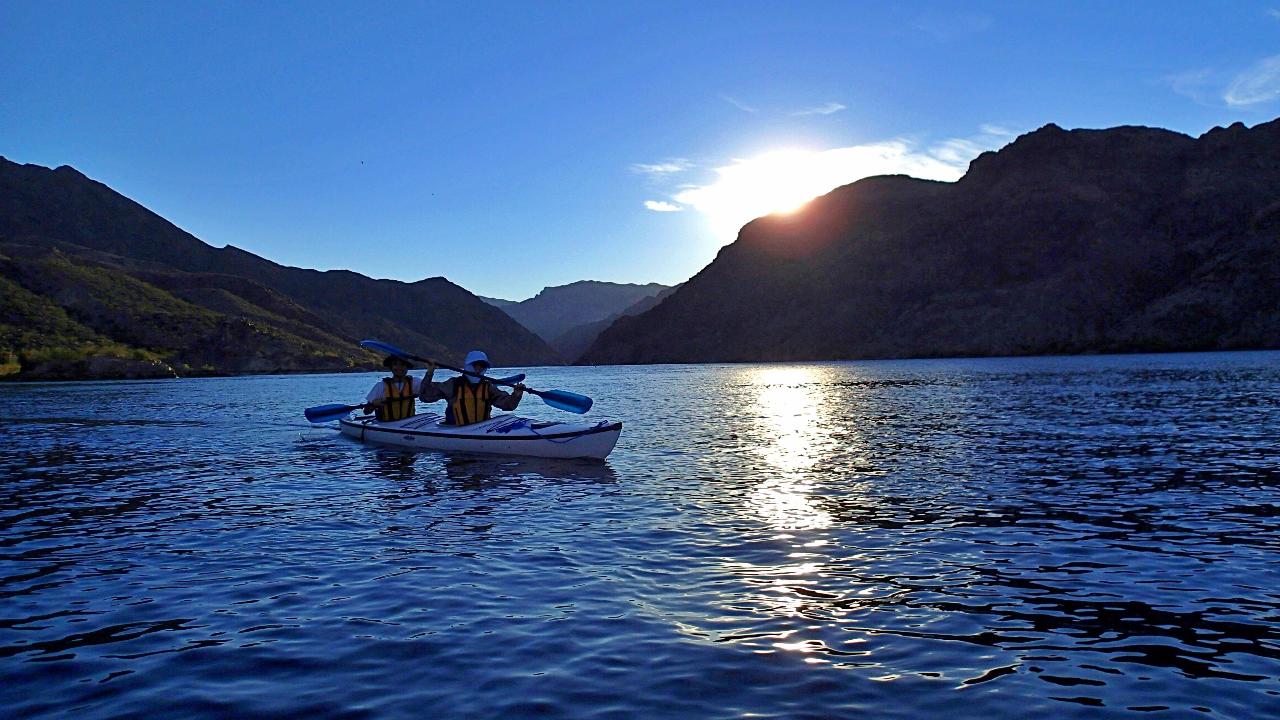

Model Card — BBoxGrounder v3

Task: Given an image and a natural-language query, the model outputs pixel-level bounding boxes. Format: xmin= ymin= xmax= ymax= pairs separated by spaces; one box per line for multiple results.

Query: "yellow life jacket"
xmin=447 ymin=378 xmax=492 ymax=426
xmin=376 ymin=376 xmax=416 ymax=422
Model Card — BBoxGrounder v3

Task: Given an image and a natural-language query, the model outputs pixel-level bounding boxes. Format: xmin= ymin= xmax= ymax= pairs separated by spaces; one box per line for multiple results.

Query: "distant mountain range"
xmin=548 ymin=284 xmax=681 ymax=361
xmin=0 ymin=157 xmax=559 ymax=379
xmin=481 ymin=281 xmax=671 ymax=359
xmin=11 ymin=115 xmax=1279 ymax=379
xmin=581 ymin=118 xmax=1280 ymax=364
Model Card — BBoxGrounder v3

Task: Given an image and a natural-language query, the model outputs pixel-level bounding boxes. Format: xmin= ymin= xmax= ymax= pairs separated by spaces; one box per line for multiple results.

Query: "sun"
xmin=668 ymin=140 xmax=972 ymax=244
xmin=674 ymin=148 xmax=847 ymax=243
xmin=737 ymin=149 xmax=829 ymax=214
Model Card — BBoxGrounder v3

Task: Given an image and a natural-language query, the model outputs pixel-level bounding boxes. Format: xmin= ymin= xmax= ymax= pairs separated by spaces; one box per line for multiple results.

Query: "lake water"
xmin=2 ymin=352 xmax=1279 ymax=719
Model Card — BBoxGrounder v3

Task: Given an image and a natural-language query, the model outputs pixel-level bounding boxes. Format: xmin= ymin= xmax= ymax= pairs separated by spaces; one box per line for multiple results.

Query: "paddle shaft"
xmin=360 ymin=339 xmax=591 ymax=413
xmin=397 ymin=353 xmax=543 ymax=396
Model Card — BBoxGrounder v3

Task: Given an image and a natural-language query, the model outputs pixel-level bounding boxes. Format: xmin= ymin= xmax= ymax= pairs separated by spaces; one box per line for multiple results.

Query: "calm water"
xmin=2 ymin=353 xmax=1279 ymax=719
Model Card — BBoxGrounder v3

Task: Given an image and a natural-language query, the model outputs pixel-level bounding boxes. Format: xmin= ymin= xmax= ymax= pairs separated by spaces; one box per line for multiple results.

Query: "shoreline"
xmin=4 ymin=346 xmax=1277 ymax=384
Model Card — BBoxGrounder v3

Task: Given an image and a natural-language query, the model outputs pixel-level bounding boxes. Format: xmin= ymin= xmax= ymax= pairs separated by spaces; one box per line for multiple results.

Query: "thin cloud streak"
xmin=1224 ymin=55 xmax=1280 ymax=106
xmin=791 ymin=102 xmax=847 ymax=116
xmin=632 ymin=159 xmax=692 ymax=175
xmin=720 ymin=94 xmax=759 ymax=113
xmin=929 ymin=137 xmax=992 ymax=165
xmin=644 ymin=200 xmax=683 ymax=212
xmin=1167 ymin=67 xmax=1216 ymax=103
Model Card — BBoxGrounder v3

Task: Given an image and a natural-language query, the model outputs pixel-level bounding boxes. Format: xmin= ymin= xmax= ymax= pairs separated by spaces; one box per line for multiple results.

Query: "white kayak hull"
xmin=339 ymin=412 xmax=622 ymax=460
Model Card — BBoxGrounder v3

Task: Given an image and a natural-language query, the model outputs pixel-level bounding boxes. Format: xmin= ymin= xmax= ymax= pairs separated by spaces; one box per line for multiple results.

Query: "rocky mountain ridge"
xmin=481 ymin=280 xmax=670 ymax=358
xmin=0 ymin=158 xmax=559 ymax=379
xmin=581 ymin=119 xmax=1280 ymax=364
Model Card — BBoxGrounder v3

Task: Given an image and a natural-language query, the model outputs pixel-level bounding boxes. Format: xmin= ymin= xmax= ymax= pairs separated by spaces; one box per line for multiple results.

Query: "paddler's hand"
xmin=513 ymin=383 xmax=526 ymax=396
xmin=425 ymin=361 xmax=436 ymax=381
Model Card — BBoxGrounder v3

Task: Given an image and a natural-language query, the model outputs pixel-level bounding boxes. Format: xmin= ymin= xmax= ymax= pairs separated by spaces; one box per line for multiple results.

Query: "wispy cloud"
xmin=1225 ymin=54 xmax=1280 ymax=106
xmin=1268 ymin=8 xmax=1280 ymax=20
xmin=658 ymin=127 xmax=1015 ymax=242
xmin=720 ymin=94 xmax=759 ymax=114
xmin=928 ymin=137 xmax=993 ymax=165
xmin=644 ymin=200 xmax=683 ymax=212
xmin=791 ymin=102 xmax=846 ymax=117
xmin=631 ymin=159 xmax=691 ymax=176
xmin=1166 ymin=67 xmax=1216 ymax=103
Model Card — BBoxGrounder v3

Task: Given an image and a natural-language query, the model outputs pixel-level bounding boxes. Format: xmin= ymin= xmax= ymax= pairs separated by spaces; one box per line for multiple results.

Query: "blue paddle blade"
xmin=304 ymin=403 xmax=358 ymax=423
xmin=360 ymin=339 xmax=414 ymax=360
xmin=536 ymin=389 xmax=592 ymax=414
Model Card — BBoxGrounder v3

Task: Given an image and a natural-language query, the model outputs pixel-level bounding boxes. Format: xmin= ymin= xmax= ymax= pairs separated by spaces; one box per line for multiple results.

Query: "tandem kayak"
xmin=339 ymin=412 xmax=622 ymax=460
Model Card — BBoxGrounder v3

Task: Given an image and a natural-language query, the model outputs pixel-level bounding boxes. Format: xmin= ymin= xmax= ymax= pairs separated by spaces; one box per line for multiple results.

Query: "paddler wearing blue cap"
xmin=419 ymin=350 xmax=526 ymax=426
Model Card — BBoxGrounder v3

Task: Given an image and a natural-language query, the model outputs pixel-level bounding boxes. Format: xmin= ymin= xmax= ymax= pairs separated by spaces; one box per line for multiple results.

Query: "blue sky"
xmin=3 ymin=2 xmax=1279 ymax=300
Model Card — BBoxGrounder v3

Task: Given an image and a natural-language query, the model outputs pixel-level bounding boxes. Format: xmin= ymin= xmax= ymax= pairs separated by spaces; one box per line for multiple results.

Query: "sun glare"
xmin=675 ymin=149 xmax=829 ymax=241
xmin=672 ymin=141 xmax=973 ymax=244
xmin=729 ymin=149 xmax=828 ymax=215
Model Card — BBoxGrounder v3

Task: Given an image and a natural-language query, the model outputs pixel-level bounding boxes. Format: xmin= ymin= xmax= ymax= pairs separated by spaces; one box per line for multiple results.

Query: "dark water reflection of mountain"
xmin=2 ymin=352 xmax=1279 ymax=718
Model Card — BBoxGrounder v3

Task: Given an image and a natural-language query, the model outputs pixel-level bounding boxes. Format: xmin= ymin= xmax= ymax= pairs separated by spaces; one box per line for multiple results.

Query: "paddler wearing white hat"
xmin=419 ymin=349 xmax=526 ymax=426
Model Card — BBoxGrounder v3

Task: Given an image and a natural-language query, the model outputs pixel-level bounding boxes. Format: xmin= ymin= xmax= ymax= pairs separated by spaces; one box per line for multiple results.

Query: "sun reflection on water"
xmin=746 ymin=366 xmax=834 ymax=530
xmin=695 ymin=365 xmax=890 ymax=661
xmin=752 ymin=367 xmax=823 ymax=473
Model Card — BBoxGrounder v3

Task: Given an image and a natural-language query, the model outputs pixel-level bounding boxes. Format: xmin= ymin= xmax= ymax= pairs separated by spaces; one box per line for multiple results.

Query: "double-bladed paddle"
xmin=304 ymin=402 xmax=365 ymax=424
xmin=303 ymin=373 xmax=527 ymax=424
xmin=359 ymin=338 xmax=593 ymax=414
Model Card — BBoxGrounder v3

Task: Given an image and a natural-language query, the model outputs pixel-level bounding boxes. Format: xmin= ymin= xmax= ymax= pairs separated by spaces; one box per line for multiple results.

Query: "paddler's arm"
xmin=418 ymin=363 xmax=449 ymax=403
xmin=490 ymin=383 xmax=526 ymax=411
xmin=363 ymin=381 xmax=386 ymax=413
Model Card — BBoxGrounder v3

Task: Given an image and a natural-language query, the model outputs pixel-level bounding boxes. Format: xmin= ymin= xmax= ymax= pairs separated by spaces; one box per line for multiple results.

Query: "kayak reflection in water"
xmin=363 ymin=355 xmax=423 ymax=422
xmin=420 ymin=350 xmax=526 ymax=426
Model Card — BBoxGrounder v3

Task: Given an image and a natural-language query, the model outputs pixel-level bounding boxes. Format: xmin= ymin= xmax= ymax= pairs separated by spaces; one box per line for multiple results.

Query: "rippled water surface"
xmin=3 ymin=352 xmax=1280 ymax=718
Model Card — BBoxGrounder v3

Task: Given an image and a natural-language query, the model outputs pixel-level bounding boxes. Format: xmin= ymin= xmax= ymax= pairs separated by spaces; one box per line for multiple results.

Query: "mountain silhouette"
xmin=581 ymin=119 xmax=1280 ymax=364
xmin=0 ymin=158 xmax=558 ymax=379
xmin=481 ymin=280 xmax=669 ymax=358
